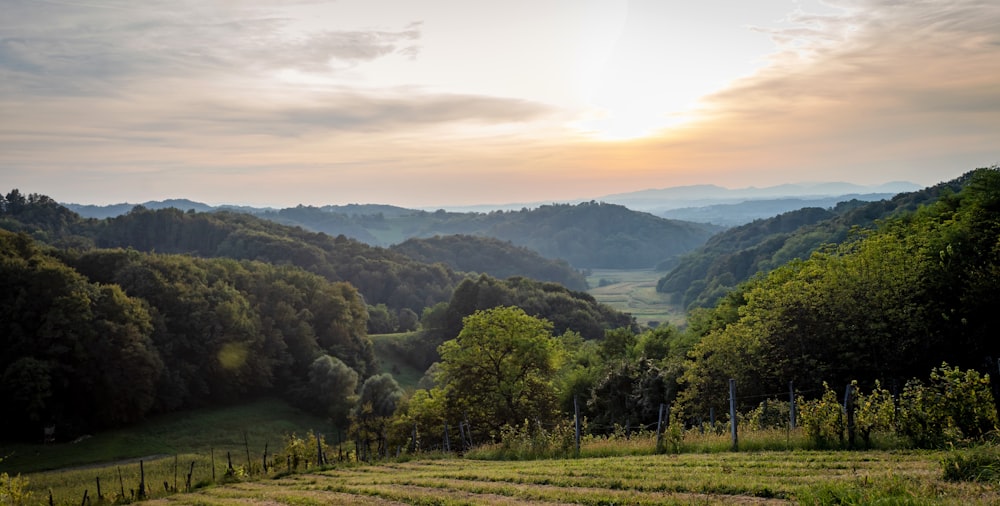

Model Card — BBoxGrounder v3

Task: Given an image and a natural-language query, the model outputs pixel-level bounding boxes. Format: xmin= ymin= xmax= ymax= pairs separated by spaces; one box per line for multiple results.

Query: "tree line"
xmin=658 ymin=176 xmax=969 ymax=310
xmin=0 ymin=194 xmax=640 ymax=442
xmin=0 ymin=232 xmax=374 ymax=439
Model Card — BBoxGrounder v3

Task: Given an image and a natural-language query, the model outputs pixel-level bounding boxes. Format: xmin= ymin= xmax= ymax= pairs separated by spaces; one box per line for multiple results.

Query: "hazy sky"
xmin=2 ymin=0 xmax=998 ymax=207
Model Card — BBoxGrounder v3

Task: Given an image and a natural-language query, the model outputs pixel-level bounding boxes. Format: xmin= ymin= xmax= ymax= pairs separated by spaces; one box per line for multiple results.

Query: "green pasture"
xmin=0 ymin=398 xmax=331 ymax=475
xmin=587 ymin=269 xmax=685 ymax=327
xmin=368 ymin=332 xmax=426 ymax=390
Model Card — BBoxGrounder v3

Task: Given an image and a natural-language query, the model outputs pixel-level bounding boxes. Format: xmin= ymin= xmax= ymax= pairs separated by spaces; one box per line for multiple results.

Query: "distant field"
xmin=587 ymin=269 xmax=686 ymax=327
xmin=369 ymin=332 xmax=425 ymax=390
xmin=138 ymin=450 xmax=996 ymax=505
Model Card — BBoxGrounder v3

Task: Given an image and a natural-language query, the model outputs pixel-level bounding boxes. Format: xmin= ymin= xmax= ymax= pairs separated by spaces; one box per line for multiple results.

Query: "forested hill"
xmin=657 ymin=174 xmax=971 ymax=310
xmin=0 ymin=195 xmax=461 ymax=314
xmin=0 ymin=230 xmax=376 ymax=438
xmin=0 ymin=194 xmax=618 ymax=313
xmin=390 ymin=235 xmax=588 ymax=291
xmin=676 ymin=167 xmax=1000 ymax=420
xmin=70 ymin=200 xmax=723 ymax=270
xmin=371 ymin=202 xmax=720 ymax=269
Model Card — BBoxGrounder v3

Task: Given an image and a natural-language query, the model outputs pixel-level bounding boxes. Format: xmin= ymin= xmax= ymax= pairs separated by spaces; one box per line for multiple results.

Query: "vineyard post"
xmin=574 ymin=395 xmax=581 ymax=457
xmin=243 ymin=431 xmax=252 ymax=475
xmin=464 ymin=412 xmax=473 ymax=448
xmin=844 ymin=383 xmax=856 ymax=448
xmin=117 ymin=466 xmax=125 ymax=499
xmin=262 ymin=441 xmax=269 ymax=474
xmin=138 ymin=460 xmax=146 ymax=499
xmin=655 ymin=403 xmax=665 ymax=449
xmin=729 ymin=379 xmax=738 ymax=451
xmin=317 ymin=433 xmax=324 ymax=466
xmin=789 ymin=381 xmax=796 ymax=429
xmin=95 ymin=476 xmax=101 ymax=501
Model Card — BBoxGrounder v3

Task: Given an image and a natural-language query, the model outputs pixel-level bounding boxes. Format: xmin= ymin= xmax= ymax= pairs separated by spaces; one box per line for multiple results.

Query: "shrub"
xmin=275 ymin=431 xmax=334 ymax=471
xmin=0 ymin=472 xmax=31 ymax=506
xmin=745 ymin=398 xmax=792 ymax=431
xmin=798 ymin=382 xmax=845 ymax=449
xmin=854 ymin=380 xmax=895 ymax=448
xmin=898 ymin=363 xmax=998 ymax=448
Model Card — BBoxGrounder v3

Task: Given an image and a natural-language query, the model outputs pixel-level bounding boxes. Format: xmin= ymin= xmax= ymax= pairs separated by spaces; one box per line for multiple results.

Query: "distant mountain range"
xmin=63 ymin=181 xmax=922 ymax=228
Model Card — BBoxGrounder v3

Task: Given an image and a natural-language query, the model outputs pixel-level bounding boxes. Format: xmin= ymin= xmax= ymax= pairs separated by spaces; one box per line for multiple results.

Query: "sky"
xmin=1 ymin=0 xmax=998 ymax=208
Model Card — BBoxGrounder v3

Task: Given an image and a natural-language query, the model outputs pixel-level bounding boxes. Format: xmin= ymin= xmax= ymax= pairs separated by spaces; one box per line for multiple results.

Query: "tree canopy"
xmin=674 ymin=168 xmax=1000 ymax=421
xmin=437 ymin=306 xmax=563 ymax=438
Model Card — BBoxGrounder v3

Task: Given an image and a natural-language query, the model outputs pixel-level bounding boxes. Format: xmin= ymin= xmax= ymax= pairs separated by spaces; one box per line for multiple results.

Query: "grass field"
xmin=7 ymin=401 xmax=1000 ymax=505
xmin=0 ymin=398 xmax=331 ymax=475
xmin=586 ymin=269 xmax=686 ymax=327
xmin=129 ymin=450 xmax=998 ymax=505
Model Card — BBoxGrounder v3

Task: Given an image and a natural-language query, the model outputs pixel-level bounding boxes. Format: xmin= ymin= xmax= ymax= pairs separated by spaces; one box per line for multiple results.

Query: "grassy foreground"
xmin=7 ymin=406 xmax=1000 ymax=504
xmin=133 ymin=450 xmax=998 ymax=505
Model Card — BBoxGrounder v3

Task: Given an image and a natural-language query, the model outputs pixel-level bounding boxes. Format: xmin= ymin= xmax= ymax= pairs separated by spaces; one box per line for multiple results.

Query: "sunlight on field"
xmin=587 ymin=269 xmax=685 ymax=327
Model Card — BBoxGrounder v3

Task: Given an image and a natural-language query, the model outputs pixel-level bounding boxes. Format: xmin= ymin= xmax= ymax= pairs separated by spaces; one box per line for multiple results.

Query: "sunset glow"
xmin=1 ymin=0 xmax=998 ymax=207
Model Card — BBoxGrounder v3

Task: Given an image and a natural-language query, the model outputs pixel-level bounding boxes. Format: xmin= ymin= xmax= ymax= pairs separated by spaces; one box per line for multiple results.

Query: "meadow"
xmin=10 ymin=413 xmax=1000 ymax=505
xmin=121 ymin=449 xmax=998 ymax=505
xmin=586 ymin=269 xmax=685 ymax=327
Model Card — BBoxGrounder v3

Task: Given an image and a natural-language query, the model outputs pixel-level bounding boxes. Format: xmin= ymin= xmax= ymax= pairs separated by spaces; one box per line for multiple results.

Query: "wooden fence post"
xmin=243 ymin=431 xmax=253 ymax=475
xmin=117 ymin=466 xmax=125 ymax=499
xmin=316 ymin=433 xmax=325 ymax=466
xmin=729 ymin=379 xmax=738 ymax=451
xmin=574 ymin=395 xmax=581 ymax=457
xmin=789 ymin=381 xmax=796 ymax=429
xmin=844 ymin=383 xmax=856 ymax=448
xmin=655 ymin=403 xmax=666 ymax=450
xmin=138 ymin=460 xmax=146 ymax=499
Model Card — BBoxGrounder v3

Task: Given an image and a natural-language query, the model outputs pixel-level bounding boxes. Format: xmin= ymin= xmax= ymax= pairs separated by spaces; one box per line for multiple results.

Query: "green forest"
xmin=2 ymin=167 xmax=1000 ymax=462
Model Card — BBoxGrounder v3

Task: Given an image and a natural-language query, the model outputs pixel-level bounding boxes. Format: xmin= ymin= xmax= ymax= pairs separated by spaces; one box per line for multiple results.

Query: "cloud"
xmin=0 ymin=0 xmax=421 ymax=96
xmin=656 ymin=0 xmax=1000 ymax=177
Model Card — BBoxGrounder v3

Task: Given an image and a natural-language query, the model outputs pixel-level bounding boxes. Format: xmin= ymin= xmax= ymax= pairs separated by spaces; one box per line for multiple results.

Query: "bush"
xmin=745 ymin=399 xmax=792 ymax=431
xmin=0 ymin=471 xmax=31 ymax=506
xmin=854 ymin=380 xmax=895 ymax=448
xmin=798 ymin=382 xmax=845 ymax=449
xmin=898 ymin=363 xmax=998 ymax=448
xmin=275 ymin=431 xmax=334 ymax=471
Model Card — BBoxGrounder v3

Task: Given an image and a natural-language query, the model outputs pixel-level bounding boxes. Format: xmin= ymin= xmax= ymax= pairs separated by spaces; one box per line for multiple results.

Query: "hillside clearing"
xmin=587 ymin=269 xmax=685 ymax=327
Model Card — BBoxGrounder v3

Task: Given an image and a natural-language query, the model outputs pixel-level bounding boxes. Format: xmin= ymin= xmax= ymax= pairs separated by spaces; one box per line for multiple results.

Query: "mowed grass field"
xmin=587 ymin=269 xmax=685 ymax=327
xmin=136 ymin=450 xmax=998 ymax=505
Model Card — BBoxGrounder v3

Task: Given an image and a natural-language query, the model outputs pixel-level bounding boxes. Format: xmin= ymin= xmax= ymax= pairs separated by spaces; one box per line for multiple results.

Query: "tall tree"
xmin=437 ymin=306 xmax=563 ymax=439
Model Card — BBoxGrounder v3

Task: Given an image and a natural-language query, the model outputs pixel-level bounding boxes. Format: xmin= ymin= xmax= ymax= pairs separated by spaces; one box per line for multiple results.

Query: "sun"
xmin=577 ymin=103 xmax=689 ymax=142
